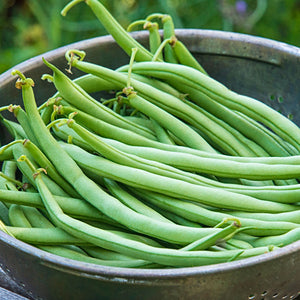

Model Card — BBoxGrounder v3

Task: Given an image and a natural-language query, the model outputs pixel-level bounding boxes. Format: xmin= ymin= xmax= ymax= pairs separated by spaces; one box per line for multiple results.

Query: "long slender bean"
xmin=125 ymin=61 xmax=300 ymax=151
xmin=132 ymin=188 xmax=299 ymax=236
xmin=42 ymin=59 xmax=156 ymax=140
xmin=61 ymin=0 xmax=155 ymax=62
xmin=29 ymin=163 xmax=274 ymax=267
xmin=61 ymin=142 xmax=297 ymax=213
xmin=66 ymin=51 xmax=269 ymax=156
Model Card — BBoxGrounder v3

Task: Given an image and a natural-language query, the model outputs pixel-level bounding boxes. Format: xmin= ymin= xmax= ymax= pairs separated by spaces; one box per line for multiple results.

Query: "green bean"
xmin=0 ymin=202 xmax=9 ymax=225
xmin=103 ymin=178 xmax=174 ymax=224
xmin=102 ymin=137 xmax=300 ymax=181
xmin=61 ymin=0 xmax=155 ymax=62
xmin=8 ymin=204 xmax=31 ymax=227
xmin=145 ymin=21 xmax=162 ymax=59
xmin=40 ymin=245 xmax=154 ymax=267
xmin=55 ymin=106 xmax=189 ymax=153
xmin=225 ymin=239 xmax=254 ymax=250
xmin=42 ymin=59 xmax=156 ymax=140
xmin=61 ymin=142 xmax=297 ymax=213
xmin=127 ymin=61 xmax=300 ymax=151
xmin=0 ymin=143 xmax=14 ymax=163
xmin=12 ymin=142 xmax=69 ymax=197
xmin=132 ymin=188 xmax=299 ymax=236
xmin=123 ymin=93 xmax=214 ymax=151
xmin=83 ymin=246 xmax=145 ymax=261
xmin=29 ymin=163 xmax=274 ymax=267
xmin=23 ymin=139 xmax=81 ymax=198
xmin=180 ymin=97 xmax=269 ymax=158
xmin=147 ymin=14 xmax=178 ymax=63
xmin=66 ymin=51 xmax=265 ymax=156
xmin=57 ymin=120 xmax=212 ymax=186
xmin=0 ymin=115 xmax=26 ymax=140
xmin=152 ymin=208 xmax=202 ymax=228
xmin=165 ymin=78 xmax=295 ymax=158
xmin=1 ymin=160 xmax=20 ymax=191
xmin=54 ymin=123 xmax=300 ymax=204
xmin=10 ymin=105 xmax=40 ymax=147
xmin=54 ymin=105 xmax=162 ymax=148
xmin=180 ymin=220 xmax=241 ymax=251
xmin=21 ymin=205 xmax=53 ymax=228
xmin=228 ymin=210 xmax=300 ymax=224
xmin=13 ymin=71 xmax=228 ymax=245
xmin=171 ymin=37 xmax=207 ymax=74
xmin=252 ymin=228 xmax=300 ymax=247
xmin=0 ymin=189 xmax=114 ymax=222
xmin=150 ymin=118 xmax=175 ymax=145
xmin=5 ymin=226 xmax=89 ymax=245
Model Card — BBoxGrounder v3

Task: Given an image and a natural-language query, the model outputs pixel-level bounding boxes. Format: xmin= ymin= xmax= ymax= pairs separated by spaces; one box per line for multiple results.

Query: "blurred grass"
xmin=1 ymin=0 xmax=300 ymax=74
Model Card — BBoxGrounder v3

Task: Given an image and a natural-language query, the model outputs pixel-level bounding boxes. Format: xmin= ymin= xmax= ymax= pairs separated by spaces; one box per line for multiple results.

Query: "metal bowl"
xmin=0 ymin=30 xmax=299 ymax=300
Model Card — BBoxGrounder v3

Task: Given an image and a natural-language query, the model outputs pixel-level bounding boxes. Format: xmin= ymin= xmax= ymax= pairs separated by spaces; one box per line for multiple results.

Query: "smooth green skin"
xmin=252 ymin=228 xmax=300 ymax=247
xmin=9 ymin=204 xmax=32 ymax=227
xmin=38 ymin=245 xmax=152 ymax=268
xmin=62 ymin=0 xmax=155 ymax=62
xmin=12 ymin=106 xmax=40 ymax=147
xmin=42 ymin=59 xmax=156 ymax=140
xmin=103 ymin=178 xmax=173 ymax=224
xmin=227 ymin=210 xmax=300 ymax=224
xmin=101 ymin=137 xmax=299 ymax=180
xmin=172 ymin=39 xmax=207 ymax=74
xmin=133 ymin=189 xmax=300 ymax=236
xmin=161 ymin=15 xmax=178 ymax=64
xmin=126 ymin=61 xmax=300 ymax=152
xmin=0 ymin=117 xmax=26 ymax=141
xmin=149 ymin=118 xmax=175 ymax=145
xmin=165 ymin=78 xmax=294 ymax=158
xmin=23 ymin=139 xmax=80 ymax=198
xmin=146 ymin=22 xmax=163 ymax=59
xmin=12 ymin=143 xmax=69 ymax=197
xmin=126 ymin=93 xmax=215 ymax=151
xmin=181 ymin=97 xmax=268 ymax=157
xmin=56 ymin=106 xmax=161 ymax=149
xmin=34 ymin=169 xmax=273 ymax=267
xmin=15 ymin=74 xmax=223 ymax=245
xmin=1 ymin=160 xmax=18 ymax=191
xmin=62 ymin=142 xmax=297 ymax=213
xmin=65 ymin=58 xmax=215 ymax=151
xmin=6 ymin=226 xmax=88 ymax=245
xmin=57 ymin=105 xmax=186 ymax=152
xmin=0 ymin=144 xmax=14 ymax=161
xmin=21 ymin=205 xmax=53 ymax=228
xmin=0 ymin=189 xmax=115 ymax=222
xmin=6 ymin=205 xmax=150 ymax=267
xmin=0 ymin=202 xmax=9 ymax=225
xmin=58 ymin=122 xmax=300 ymax=203
xmin=180 ymin=223 xmax=239 ymax=251
xmin=70 ymin=57 xmax=272 ymax=156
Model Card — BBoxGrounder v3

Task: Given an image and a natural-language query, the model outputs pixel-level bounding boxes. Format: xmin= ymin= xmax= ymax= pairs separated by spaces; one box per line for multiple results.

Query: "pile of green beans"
xmin=0 ymin=0 xmax=300 ymax=268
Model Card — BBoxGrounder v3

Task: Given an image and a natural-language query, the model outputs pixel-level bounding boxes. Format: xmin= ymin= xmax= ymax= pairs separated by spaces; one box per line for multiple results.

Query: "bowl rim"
xmin=0 ymin=29 xmax=299 ymax=280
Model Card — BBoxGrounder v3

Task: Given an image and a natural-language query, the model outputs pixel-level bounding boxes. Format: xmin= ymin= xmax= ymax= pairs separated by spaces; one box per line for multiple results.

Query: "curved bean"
xmin=61 ymin=142 xmax=297 ymax=213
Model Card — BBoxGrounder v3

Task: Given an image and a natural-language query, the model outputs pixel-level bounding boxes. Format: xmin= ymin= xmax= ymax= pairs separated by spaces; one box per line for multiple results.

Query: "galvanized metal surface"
xmin=0 ymin=30 xmax=299 ymax=300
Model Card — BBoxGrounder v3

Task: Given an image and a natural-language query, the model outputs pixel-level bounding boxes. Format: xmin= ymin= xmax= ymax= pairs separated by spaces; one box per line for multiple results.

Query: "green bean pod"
xmin=42 ymin=59 xmax=156 ymax=140
xmin=252 ymin=228 xmax=300 ymax=247
xmin=61 ymin=0 xmax=155 ymax=62
xmin=68 ymin=53 xmax=265 ymax=156
xmin=126 ymin=61 xmax=300 ymax=152
xmin=32 ymin=167 xmax=274 ymax=267
xmin=132 ymin=188 xmax=299 ymax=236
xmin=62 ymin=142 xmax=297 ymax=213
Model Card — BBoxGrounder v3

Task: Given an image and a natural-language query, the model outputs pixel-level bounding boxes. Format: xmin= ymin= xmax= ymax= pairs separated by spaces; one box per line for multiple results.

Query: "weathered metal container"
xmin=0 ymin=30 xmax=299 ymax=300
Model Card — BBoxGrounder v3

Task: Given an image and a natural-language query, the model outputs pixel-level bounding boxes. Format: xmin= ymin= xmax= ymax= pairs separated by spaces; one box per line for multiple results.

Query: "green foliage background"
xmin=1 ymin=0 xmax=300 ymax=74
